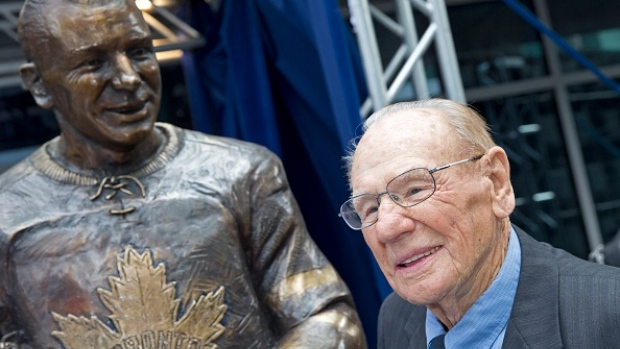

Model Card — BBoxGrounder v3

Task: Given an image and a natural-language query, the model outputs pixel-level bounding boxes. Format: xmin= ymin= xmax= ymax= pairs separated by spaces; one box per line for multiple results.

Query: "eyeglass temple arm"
xmin=431 ymin=154 xmax=484 ymax=172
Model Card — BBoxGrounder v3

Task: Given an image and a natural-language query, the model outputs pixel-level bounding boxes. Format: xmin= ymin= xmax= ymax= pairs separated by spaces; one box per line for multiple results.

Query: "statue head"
xmin=17 ymin=0 xmax=162 ymax=152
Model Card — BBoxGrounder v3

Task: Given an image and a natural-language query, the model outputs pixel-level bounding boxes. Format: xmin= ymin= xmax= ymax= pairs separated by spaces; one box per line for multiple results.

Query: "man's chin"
xmin=100 ymin=119 xmax=158 ymax=149
xmin=395 ymin=280 xmax=450 ymax=306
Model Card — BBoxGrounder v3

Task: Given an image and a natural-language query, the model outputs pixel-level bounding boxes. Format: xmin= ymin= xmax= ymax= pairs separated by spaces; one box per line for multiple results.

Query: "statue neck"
xmin=31 ymin=123 xmax=182 ymax=186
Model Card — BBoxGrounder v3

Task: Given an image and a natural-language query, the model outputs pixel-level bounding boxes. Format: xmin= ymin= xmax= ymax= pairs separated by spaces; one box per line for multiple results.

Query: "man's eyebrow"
xmin=130 ymin=36 xmax=154 ymax=45
xmin=121 ymin=35 xmax=154 ymax=49
xmin=69 ymin=35 xmax=152 ymax=54
xmin=70 ymin=45 xmax=100 ymax=54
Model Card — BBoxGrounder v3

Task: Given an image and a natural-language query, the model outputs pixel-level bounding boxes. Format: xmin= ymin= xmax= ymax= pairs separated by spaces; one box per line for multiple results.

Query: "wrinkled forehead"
xmin=352 ymin=109 xmax=460 ymax=173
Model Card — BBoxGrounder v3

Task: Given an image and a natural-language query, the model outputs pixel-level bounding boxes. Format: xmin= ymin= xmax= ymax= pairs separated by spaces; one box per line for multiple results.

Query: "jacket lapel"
xmin=402 ymin=302 xmax=427 ymax=349
xmin=503 ymin=227 xmax=563 ymax=348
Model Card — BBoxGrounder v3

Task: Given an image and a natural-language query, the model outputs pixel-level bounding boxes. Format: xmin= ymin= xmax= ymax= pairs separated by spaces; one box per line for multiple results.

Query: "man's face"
xmin=34 ymin=0 xmax=161 ymax=150
xmin=350 ymin=109 xmax=505 ymax=308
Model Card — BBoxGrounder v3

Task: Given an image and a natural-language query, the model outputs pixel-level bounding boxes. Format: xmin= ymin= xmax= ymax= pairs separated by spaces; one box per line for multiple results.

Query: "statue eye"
xmin=83 ymin=58 xmax=104 ymax=70
xmin=129 ymin=47 xmax=154 ymax=60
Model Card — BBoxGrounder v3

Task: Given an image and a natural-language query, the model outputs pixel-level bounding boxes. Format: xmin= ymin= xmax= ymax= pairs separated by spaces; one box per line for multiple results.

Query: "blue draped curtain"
xmin=178 ymin=0 xmax=391 ymax=346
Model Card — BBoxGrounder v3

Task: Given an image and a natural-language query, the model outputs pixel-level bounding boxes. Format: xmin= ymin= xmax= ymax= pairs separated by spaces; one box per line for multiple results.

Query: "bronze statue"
xmin=0 ymin=0 xmax=367 ymax=348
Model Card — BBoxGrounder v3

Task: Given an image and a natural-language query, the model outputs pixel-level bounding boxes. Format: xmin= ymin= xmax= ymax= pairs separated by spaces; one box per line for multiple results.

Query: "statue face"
xmin=36 ymin=0 xmax=161 ymax=150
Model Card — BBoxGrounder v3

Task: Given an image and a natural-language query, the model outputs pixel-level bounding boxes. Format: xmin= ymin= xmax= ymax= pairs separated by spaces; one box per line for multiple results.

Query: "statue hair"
xmin=17 ymin=0 xmax=130 ymax=62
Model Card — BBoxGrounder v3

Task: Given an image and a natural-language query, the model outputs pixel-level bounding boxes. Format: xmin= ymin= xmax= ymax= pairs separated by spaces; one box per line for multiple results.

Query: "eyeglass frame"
xmin=339 ymin=154 xmax=484 ymax=230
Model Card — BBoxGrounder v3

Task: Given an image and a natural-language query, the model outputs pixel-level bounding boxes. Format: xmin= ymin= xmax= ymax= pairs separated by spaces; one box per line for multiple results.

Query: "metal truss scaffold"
xmin=348 ymin=0 xmax=465 ymax=118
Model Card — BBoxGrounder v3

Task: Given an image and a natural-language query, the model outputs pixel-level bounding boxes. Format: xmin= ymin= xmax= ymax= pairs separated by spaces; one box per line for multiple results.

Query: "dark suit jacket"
xmin=377 ymin=226 xmax=620 ymax=348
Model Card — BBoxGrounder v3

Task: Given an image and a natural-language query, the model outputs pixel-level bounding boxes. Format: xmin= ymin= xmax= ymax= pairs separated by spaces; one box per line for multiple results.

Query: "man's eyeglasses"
xmin=339 ymin=154 xmax=484 ymax=230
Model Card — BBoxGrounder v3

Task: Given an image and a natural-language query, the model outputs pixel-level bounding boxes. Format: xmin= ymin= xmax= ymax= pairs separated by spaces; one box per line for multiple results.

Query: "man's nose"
xmin=111 ymin=54 xmax=141 ymax=90
xmin=373 ymin=200 xmax=416 ymax=243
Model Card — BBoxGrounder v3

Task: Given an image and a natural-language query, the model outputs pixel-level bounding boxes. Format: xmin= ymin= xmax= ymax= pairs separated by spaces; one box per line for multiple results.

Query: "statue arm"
xmin=0 ymin=231 xmax=8 ymax=339
xmin=243 ymin=150 xmax=367 ymax=348
xmin=0 ymin=230 xmax=23 ymax=346
xmin=275 ymin=302 xmax=366 ymax=348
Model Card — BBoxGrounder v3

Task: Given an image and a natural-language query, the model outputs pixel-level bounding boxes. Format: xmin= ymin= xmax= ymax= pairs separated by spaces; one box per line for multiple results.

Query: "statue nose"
xmin=111 ymin=54 xmax=141 ymax=90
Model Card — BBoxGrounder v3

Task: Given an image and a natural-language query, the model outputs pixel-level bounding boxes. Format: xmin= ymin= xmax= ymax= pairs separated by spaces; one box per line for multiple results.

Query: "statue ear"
xmin=19 ymin=62 xmax=54 ymax=109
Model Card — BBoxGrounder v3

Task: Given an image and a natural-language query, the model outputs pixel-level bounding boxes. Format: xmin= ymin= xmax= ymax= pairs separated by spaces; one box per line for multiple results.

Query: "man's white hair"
xmin=343 ymin=98 xmax=496 ymax=183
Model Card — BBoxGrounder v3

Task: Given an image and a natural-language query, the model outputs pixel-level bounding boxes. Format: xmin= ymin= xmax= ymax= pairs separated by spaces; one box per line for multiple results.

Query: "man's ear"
xmin=482 ymin=146 xmax=515 ymax=219
xmin=19 ymin=62 xmax=54 ymax=109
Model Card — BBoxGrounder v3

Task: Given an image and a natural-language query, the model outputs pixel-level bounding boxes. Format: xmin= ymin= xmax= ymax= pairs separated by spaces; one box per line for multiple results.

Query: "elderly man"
xmin=340 ymin=98 xmax=620 ymax=348
xmin=0 ymin=0 xmax=367 ymax=348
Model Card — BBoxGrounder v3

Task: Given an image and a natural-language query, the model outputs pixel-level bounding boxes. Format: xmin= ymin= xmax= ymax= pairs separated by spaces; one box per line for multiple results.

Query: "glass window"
xmin=568 ymin=82 xmax=620 ymax=243
xmin=448 ymin=0 xmax=548 ymax=88
xmin=548 ymin=0 xmax=620 ymax=72
xmin=472 ymin=92 xmax=590 ymax=258
xmin=0 ymin=86 xmax=58 ymax=152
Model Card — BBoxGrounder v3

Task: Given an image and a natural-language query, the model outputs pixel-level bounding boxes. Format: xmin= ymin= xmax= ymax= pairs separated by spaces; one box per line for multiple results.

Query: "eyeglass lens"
xmin=340 ymin=169 xmax=435 ymax=229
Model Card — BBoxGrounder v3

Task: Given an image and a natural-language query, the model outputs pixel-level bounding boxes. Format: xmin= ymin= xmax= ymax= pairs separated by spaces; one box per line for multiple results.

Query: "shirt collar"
xmin=425 ymin=227 xmax=521 ymax=348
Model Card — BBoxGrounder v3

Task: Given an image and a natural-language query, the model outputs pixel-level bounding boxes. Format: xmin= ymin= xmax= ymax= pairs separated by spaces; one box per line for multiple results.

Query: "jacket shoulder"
xmin=514 ymin=226 xmax=620 ymax=347
xmin=378 ymin=293 xmax=426 ymax=349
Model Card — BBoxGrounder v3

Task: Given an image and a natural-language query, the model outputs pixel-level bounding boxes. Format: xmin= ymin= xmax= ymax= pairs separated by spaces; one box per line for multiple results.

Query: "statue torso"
xmin=0 ymin=124 xmax=289 ymax=348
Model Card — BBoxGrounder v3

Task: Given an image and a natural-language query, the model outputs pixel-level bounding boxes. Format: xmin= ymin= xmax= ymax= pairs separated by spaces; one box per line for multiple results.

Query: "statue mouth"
xmin=107 ymin=101 xmax=148 ymax=115
xmin=103 ymin=100 xmax=152 ymax=123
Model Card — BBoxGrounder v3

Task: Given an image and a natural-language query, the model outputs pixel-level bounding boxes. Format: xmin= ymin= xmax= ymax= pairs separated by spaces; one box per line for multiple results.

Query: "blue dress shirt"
xmin=425 ymin=227 xmax=522 ymax=348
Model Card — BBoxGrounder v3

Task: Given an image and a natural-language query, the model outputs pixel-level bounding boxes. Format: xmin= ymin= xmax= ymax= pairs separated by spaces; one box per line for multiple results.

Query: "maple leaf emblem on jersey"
xmin=51 ymin=247 xmax=227 ymax=349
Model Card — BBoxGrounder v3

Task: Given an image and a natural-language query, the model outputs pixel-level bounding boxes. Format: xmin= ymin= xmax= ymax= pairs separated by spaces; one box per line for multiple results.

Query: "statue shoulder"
xmin=0 ymin=148 xmax=41 ymax=194
xmin=181 ymin=128 xmax=277 ymax=162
